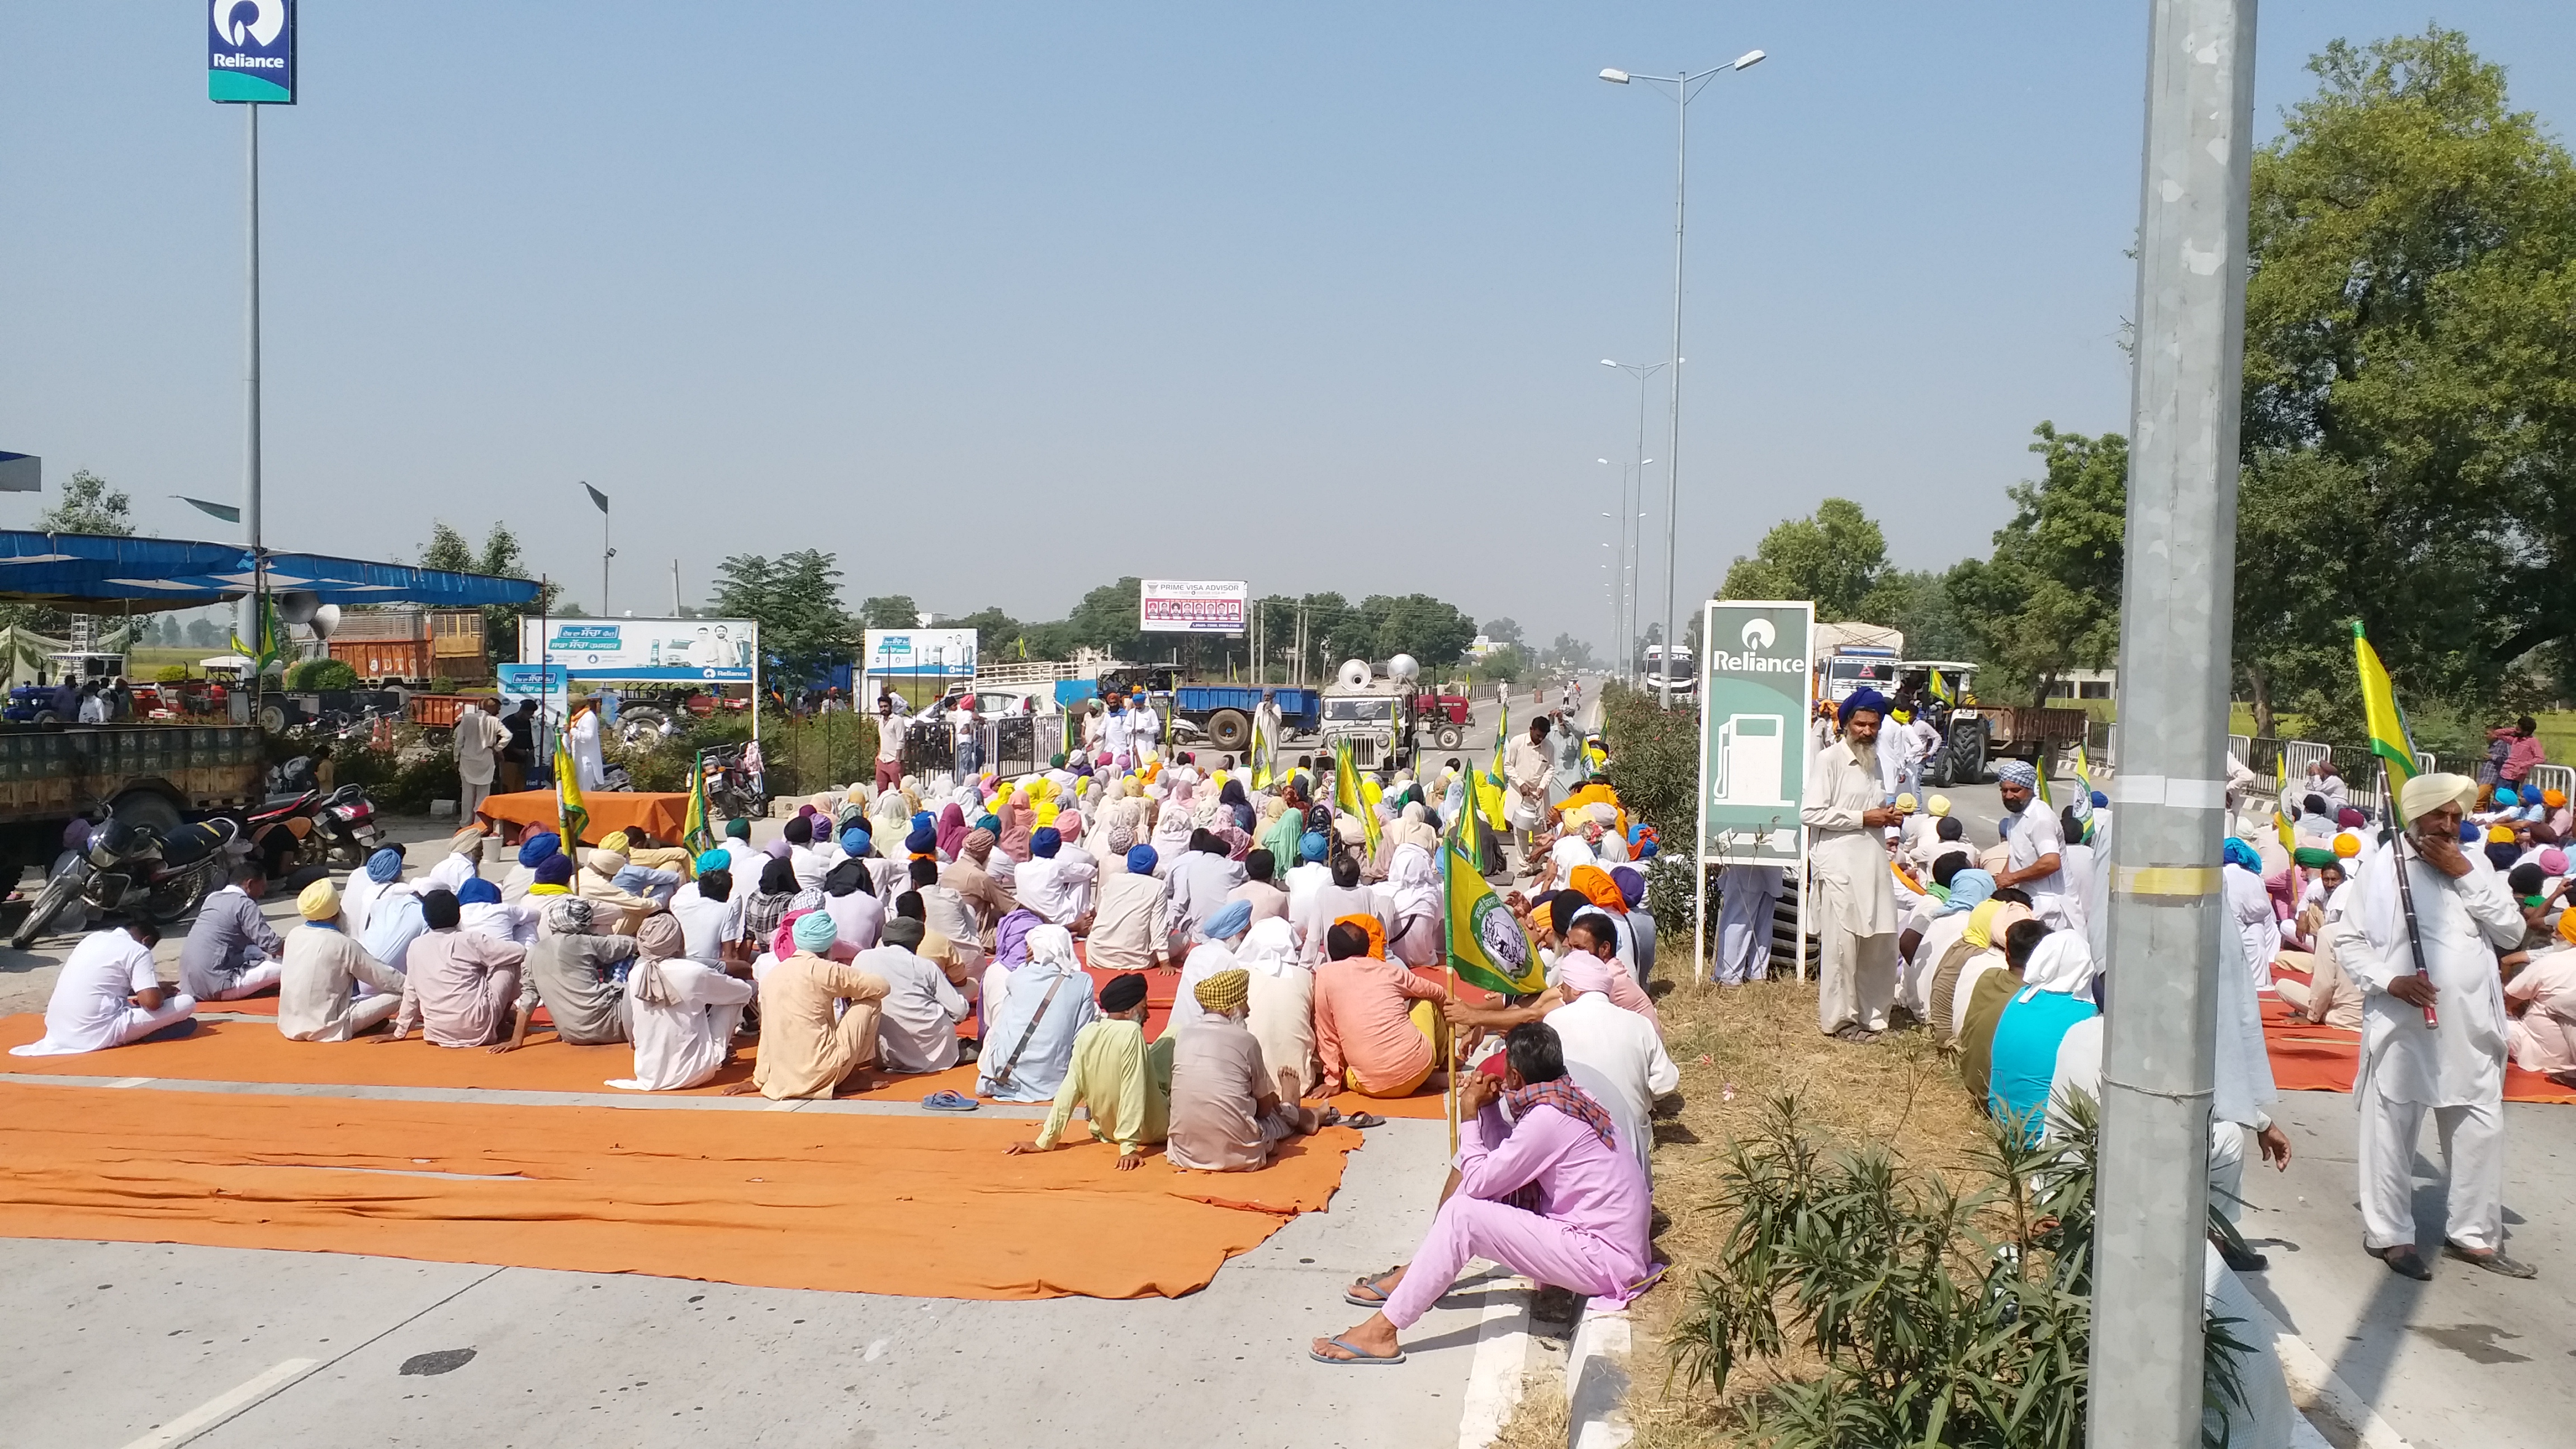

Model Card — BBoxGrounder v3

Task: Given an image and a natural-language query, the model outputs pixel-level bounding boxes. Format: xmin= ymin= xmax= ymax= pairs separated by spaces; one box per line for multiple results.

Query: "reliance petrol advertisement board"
xmin=1140 ymin=579 xmax=1248 ymax=633
xmin=863 ymin=629 xmax=979 ymax=679
xmin=519 ymin=618 xmax=757 ymax=683
xmin=1697 ymin=599 xmax=1816 ymax=867
xmin=210 ymin=0 xmax=296 ymax=104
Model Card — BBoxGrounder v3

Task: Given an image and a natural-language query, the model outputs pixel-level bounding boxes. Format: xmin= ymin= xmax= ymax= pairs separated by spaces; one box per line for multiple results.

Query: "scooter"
xmin=11 ymin=815 xmax=241 ymax=949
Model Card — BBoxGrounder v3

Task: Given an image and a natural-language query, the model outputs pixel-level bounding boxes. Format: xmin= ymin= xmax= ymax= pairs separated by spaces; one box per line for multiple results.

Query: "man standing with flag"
xmin=2347 ymin=771 xmax=2534 ymax=1280
xmin=1802 ymin=690 xmax=1903 ymax=1040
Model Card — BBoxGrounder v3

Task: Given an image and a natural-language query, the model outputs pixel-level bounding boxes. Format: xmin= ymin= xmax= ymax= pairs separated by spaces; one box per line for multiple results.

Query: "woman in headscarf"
xmin=1261 ymin=792 xmax=1305 ymax=879
xmin=869 ymin=785 xmax=912 ymax=860
xmin=1940 ymin=895 xmax=2034 ymax=1047
xmin=1384 ymin=843 xmax=1443 ymax=969
xmin=1150 ymin=779 xmax=1196 ymax=869
xmin=935 ymin=802 xmax=968 ymax=862
xmin=1168 ymin=898 xmax=1257 ymax=1035
xmin=997 ymin=785 xmax=1038 ymax=864
xmin=1237 ymin=916 xmax=1318 ymax=1102
xmin=740 ymin=856 xmax=799 ymax=951
xmin=1986 ymin=931 xmax=2100 ymax=1143
xmin=1903 ymin=866 xmax=1991 ymax=1022
xmin=1216 ymin=779 xmax=1257 ymax=836
xmin=609 ymin=912 xmax=755 ymax=1092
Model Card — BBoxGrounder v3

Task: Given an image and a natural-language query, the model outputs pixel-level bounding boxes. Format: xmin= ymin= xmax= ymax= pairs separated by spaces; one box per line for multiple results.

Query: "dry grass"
xmin=1620 ymin=975 xmax=1996 ymax=1448
xmin=1488 ymin=1374 xmax=1573 ymax=1449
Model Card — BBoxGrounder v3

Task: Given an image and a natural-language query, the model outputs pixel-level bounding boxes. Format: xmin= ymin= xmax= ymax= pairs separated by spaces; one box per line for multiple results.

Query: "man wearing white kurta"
xmin=2347 ymin=771 xmax=2535 ymax=1280
xmin=454 ymin=698 xmax=508 ymax=821
xmin=1503 ymin=716 xmax=1554 ymax=860
xmin=1800 ymin=690 xmax=1902 ymax=1039
xmin=1992 ymin=760 xmax=2074 ymax=932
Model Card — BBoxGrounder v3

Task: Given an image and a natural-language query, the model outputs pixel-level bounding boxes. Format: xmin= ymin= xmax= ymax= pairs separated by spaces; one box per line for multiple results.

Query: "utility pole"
xmin=2092 ymin=3 xmax=2256 ymax=1447
xmin=240 ymin=101 xmax=262 ymax=654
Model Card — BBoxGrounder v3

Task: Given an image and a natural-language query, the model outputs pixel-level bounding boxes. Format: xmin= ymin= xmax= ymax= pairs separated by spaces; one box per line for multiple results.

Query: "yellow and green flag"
xmin=1333 ymin=737 xmax=1381 ymax=855
xmin=1250 ymin=716 xmax=1272 ymax=791
xmin=555 ymin=735 xmax=590 ymax=846
xmin=1443 ymin=828 xmax=1545 ymax=996
xmin=2352 ymin=621 xmax=2419 ymax=794
xmin=1930 ymin=669 xmax=1955 ymax=705
xmin=683 ymin=749 xmax=712 ymax=852
xmin=1474 ymin=697 xmax=1513 ymax=835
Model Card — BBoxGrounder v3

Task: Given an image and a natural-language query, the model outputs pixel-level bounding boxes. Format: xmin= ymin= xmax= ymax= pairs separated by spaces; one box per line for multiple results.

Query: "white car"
xmin=907 ymin=689 xmax=1050 ymax=726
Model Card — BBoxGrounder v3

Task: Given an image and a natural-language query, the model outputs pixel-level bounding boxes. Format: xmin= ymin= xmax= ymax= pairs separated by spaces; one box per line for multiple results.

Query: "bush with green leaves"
xmin=1598 ymin=681 xmax=1703 ymax=943
xmin=1667 ymin=1092 xmax=2252 ymax=1448
xmin=285 ymin=657 xmax=360 ymax=691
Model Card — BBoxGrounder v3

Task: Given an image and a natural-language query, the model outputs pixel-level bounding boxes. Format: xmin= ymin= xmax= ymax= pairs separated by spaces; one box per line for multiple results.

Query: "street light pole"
xmin=2092 ymin=3 xmax=2256 ymax=1446
xmin=1601 ymin=355 xmax=1666 ymax=683
xmin=1602 ymin=50 xmax=1763 ymax=708
xmin=240 ymin=101 xmax=262 ymax=655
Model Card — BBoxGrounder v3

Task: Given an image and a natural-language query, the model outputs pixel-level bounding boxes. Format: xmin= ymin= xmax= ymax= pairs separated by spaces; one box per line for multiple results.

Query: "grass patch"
xmin=1625 ymin=977 xmax=1993 ymax=1447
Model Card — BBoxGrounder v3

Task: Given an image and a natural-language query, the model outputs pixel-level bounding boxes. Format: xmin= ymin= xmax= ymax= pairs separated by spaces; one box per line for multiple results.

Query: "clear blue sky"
xmin=6 ymin=3 xmax=2569 ymax=653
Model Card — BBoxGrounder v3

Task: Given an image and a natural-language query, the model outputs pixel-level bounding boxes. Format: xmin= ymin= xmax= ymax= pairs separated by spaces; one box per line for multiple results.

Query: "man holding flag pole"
xmin=2347 ymin=622 xmax=2537 ymax=1280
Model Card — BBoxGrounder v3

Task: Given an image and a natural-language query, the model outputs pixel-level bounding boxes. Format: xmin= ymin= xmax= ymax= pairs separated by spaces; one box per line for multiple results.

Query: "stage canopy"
xmin=0 ymin=530 xmax=543 ymax=613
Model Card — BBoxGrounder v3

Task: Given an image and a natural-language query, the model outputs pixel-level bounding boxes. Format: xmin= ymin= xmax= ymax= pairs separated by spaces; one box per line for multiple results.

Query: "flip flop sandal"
xmin=1344 ymin=1268 xmax=1402 ymax=1306
xmin=1342 ymin=1113 xmax=1388 ymax=1129
xmin=921 ymin=1090 xmax=979 ymax=1112
xmin=1309 ymin=1335 xmax=1405 ymax=1366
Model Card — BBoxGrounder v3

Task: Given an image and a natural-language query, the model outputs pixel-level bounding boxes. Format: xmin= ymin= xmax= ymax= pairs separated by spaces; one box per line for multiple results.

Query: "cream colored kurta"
xmin=1800 ymin=737 xmax=1899 ymax=936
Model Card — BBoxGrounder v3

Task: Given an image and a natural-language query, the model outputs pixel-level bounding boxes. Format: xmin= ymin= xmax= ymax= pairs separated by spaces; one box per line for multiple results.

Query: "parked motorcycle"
xmin=244 ymin=769 xmax=383 ymax=877
xmin=11 ymin=815 xmax=241 ymax=949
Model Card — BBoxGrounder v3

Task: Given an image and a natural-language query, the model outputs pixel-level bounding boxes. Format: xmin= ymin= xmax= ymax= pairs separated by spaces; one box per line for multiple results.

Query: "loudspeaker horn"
xmin=1337 ymin=657 xmax=1374 ymax=689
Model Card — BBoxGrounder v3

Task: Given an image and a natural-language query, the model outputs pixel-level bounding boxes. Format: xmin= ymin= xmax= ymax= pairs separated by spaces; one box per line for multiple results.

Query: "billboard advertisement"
xmin=863 ymin=628 xmax=978 ymax=679
xmin=1140 ymin=579 xmax=1248 ymax=633
xmin=1696 ymin=599 xmax=1816 ymax=868
xmin=519 ymin=618 xmax=757 ymax=683
xmin=210 ymin=0 xmax=296 ymax=104
xmin=496 ymin=663 xmax=570 ymax=723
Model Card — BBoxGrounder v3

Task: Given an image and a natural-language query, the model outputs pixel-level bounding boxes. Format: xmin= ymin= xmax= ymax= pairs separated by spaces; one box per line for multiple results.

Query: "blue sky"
xmin=6 ymin=3 xmax=2570 ymax=652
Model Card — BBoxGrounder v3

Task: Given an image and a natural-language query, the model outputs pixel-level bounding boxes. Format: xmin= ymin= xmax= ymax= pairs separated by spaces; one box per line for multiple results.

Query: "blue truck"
xmin=1170 ymin=685 xmax=1320 ymax=751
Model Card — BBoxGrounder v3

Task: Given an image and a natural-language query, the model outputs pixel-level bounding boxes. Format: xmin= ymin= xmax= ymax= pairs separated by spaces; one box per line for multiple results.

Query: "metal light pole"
xmin=1601 ymin=52 xmax=1762 ymax=707
xmin=240 ymin=102 xmax=263 ymax=653
xmin=2092 ymin=3 xmax=2256 ymax=1446
xmin=1601 ymin=357 xmax=1665 ymax=682
xmin=583 ymin=482 xmax=612 ymax=615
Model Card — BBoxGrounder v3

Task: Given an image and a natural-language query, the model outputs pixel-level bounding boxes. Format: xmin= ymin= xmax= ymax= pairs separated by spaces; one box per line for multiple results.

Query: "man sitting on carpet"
xmin=499 ymin=897 xmax=636 ymax=1052
xmin=860 ymin=914 xmax=971 ymax=1074
xmin=10 ymin=922 xmax=194 ymax=1057
xmin=1167 ymin=967 xmax=1324 ymax=1172
xmin=1313 ymin=1022 xmax=1652 ymax=1365
xmin=1005 ymin=970 xmax=1171 ymax=1171
xmin=1314 ymin=919 xmax=1451 ymax=1099
xmin=277 ymin=880 xmax=406 ymax=1042
xmin=381 ymin=889 xmax=528 ymax=1049
xmin=1015 ymin=826 xmax=1097 ymax=930
xmin=727 ymin=911 xmax=890 ymax=1100
xmin=177 ymin=863 xmax=285 ymax=1002
xmin=1085 ymin=844 xmax=1171 ymax=974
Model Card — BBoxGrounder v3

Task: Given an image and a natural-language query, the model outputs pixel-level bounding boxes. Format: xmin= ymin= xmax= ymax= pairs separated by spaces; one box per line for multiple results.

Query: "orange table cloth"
xmin=2257 ymin=983 xmax=2575 ymax=1104
xmin=0 ymin=1081 xmax=1359 ymax=1300
xmin=474 ymin=789 xmax=691 ymax=846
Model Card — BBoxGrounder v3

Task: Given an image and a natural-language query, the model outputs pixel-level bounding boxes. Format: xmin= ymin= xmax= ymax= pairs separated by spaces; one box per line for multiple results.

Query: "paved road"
xmin=0 ymin=816 xmax=1521 ymax=1448
xmin=2241 ymin=1091 xmax=2576 ymax=1449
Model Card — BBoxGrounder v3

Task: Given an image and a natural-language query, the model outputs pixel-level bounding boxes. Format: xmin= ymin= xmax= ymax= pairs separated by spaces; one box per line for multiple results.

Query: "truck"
xmin=1814 ymin=622 xmax=1905 ymax=705
xmin=0 ymin=723 xmax=269 ymax=918
xmin=326 ymin=607 xmax=490 ymax=684
xmin=1167 ymin=685 xmax=1320 ymax=751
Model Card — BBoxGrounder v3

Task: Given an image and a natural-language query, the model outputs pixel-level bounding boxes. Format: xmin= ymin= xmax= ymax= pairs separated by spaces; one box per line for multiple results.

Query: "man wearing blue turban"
xmin=1803 ymin=688 xmax=1902 ymax=1040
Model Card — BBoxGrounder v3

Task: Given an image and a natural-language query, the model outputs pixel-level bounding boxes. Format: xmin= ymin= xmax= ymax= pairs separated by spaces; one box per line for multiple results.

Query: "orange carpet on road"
xmin=0 ymin=1082 xmax=1360 ymax=1299
xmin=2257 ymin=987 xmax=2575 ymax=1104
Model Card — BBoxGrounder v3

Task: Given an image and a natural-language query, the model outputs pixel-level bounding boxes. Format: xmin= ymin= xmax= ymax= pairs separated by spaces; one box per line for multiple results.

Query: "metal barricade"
xmin=2528 ymin=763 xmax=2576 ymax=807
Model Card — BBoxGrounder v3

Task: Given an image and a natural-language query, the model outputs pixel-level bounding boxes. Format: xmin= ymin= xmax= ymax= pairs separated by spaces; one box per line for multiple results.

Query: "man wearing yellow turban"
xmin=1166 ymin=968 xmax=1323 ymax=1171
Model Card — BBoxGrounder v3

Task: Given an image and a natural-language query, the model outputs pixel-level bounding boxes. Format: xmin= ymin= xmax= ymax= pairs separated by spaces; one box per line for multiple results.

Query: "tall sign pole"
xmin=211 ymin=1 xmax=295 ymax=656
xmin=2091 ymin=3 xmax=2256 ymax=1445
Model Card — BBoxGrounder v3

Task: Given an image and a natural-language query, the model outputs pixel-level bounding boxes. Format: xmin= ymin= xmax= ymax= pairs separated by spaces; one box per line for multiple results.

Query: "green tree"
xmin=1946 ymin=423 xmax=2128 ymax=705
xmin=1480 ymin=616 xmax=1524 ymax=646
xmin=423 ymin=520 xmax=561 ymax=664
xmin=1857 ymin=567 xmax=1978 ymax=664
xmin=711 ymin=550 xmax=861 ymax=685
xmin=860 ymin=595 xmax=920 ymax=631
xmin=1545 ymin=633 xmax=1596 ymax=669
xmin=1358 ymin=593 xmax=1478 ymax=667
xmin=1718 ymin=498 xmax=1888 ymax=619
xmin=37 ymin=469 xmax=134 ymax=536
xmin=2238 ymin=27 xmax=2576 ymax=725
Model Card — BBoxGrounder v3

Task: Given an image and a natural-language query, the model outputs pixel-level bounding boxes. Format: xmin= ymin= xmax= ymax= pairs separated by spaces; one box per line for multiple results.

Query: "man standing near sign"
xmin=874 ymin=696 xmax=906 ymax=792
xmin=1801 ymin=689 xmax=1903 ymax=1041
xmin=455 ymin=698 xmax=506 ymax=821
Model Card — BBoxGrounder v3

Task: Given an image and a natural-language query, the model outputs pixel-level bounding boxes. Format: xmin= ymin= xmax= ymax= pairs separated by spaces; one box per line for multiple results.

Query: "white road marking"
xmin=103 ymin=1077 xmax=151 ymax=1088
xmin=117 ymin=1356 xmax=321 ymax=1449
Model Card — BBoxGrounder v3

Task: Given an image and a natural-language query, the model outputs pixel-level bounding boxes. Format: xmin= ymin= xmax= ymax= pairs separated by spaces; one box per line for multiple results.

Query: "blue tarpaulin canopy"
xmin=0 ymin=530 xmax=543 ymax=612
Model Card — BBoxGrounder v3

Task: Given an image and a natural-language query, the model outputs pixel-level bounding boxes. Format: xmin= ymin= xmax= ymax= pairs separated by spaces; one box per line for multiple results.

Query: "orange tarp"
xmin=0 ymin=1082 xmax=1359 ymax=1300
xmin=473 ymin=789 xmax=691 ymax=846
xmin=2257 ymin=984 xmax=2576 ymax=1105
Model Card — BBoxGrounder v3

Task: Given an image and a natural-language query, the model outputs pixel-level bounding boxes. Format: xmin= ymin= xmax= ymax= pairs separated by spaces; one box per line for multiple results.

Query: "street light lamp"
xmin=1601 ymin=50 xmax=1765 ymax=707
xmin=1601 ymin=353 xmax=1666 ymax=685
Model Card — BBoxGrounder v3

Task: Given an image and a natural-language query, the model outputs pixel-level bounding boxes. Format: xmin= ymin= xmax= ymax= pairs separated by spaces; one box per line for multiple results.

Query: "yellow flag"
xmin=2352 ymin=622 xmax=2419 ymax=793
xmin=555 ymin=735 xmax=589 ymax=845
